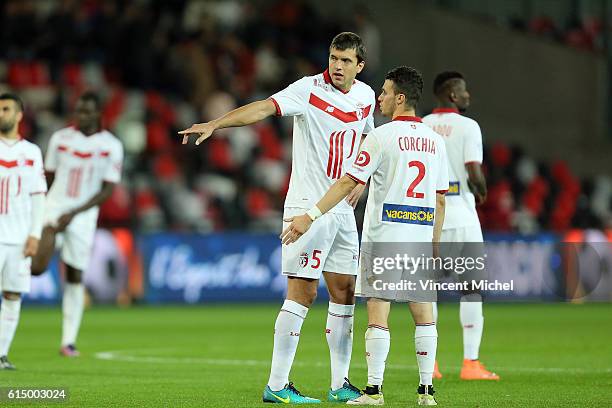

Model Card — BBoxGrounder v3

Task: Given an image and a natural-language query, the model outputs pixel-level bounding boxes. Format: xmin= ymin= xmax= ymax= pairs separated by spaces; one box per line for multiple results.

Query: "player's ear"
xmin=449 ymin=91 xmax=457 ymax=104
xmin=356 ymin=60 xmax=365 ymax=73
xmin=396 ymin=93 xmax=406 ymax=107
xmin=15 ymin=111 xmax=23 ymax=123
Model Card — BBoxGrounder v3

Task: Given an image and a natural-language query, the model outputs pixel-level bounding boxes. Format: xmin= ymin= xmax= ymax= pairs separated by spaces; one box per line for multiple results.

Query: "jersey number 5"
xmin=406 ymin=160 xmax=425 ymax=199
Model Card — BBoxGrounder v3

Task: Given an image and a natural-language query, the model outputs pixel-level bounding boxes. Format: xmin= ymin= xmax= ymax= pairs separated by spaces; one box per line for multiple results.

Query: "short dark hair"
xmin=78 ymin=91 xmax=102 ymax=110
xmin=330 ymin=32 xmax=366 ymax=63
xmin=433 ymin=71 xmax=464 ymax=96
xmin=385 ymin=66 xmax=423 ymax=109
xmin=0 ymin=93 xmax=24 ymax=112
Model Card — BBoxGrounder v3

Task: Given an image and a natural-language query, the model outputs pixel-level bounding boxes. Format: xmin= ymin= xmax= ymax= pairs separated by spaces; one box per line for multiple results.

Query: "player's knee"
xmin=288 ymin=286 xmax=317 ymax=307
xmin=3 ymin=292 xmax=21 ymax=301
xmin=328 ymin=279 xmax=355 ymax=304
xmin=301 ymin=288 xmax=318 ymax=306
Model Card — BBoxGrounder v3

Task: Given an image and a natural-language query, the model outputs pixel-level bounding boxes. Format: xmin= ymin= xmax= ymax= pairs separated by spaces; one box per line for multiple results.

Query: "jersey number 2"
xmin=406 ymin=161 xmax=425 ymax=199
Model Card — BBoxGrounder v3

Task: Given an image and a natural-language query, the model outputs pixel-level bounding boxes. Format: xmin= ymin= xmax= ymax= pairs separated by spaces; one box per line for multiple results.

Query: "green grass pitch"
xmin=1 ymin=303 xmax=611 ymax=407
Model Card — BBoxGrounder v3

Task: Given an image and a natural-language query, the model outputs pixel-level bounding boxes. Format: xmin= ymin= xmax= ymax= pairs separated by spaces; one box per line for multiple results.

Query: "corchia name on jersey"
xmin=381 ymin=203 xmax=435 ymax=226
xmin=398 ymin=136 xmax=436 ymax=154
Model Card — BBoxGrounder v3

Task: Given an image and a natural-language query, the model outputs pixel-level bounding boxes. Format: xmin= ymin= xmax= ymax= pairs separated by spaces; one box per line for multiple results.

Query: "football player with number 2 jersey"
xmin=283 ymin=66 xmax=449 ymax=406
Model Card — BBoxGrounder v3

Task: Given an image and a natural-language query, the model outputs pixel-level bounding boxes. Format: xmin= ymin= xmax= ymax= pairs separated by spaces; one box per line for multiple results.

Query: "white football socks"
xmin=267 ymin=299 xmax=309 ymax=391
xmin=0 ymin=298 xmax=21 ymax=356
xmin=365 ymin=325 xmax=390 ymax=386
xmin=61 ymin=283 xmax=85 ymax=347
xmin=415 ymin=323 xmax=437 ymax=385
xmin=460 ymin=295 xmax=483 ymax=360
xmin=326 ymin=302 xmax=355 ymax=390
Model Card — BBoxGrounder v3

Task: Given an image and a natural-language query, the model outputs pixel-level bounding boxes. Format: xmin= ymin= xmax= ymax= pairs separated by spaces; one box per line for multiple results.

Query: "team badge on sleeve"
xmin=355 ymin=151 xmax=371 ymax=167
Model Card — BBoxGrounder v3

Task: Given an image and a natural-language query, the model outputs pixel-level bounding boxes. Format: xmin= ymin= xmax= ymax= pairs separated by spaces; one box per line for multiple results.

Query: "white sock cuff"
xmin=415 ymin=324 xmax=438 ymax=338
xmin=365 ymin=326 xmax=390 ymax=340
xmin=1 ymin=298 xmax=21 ymax=314
xmin=328 ymin=302 xmax=354 ymax=317
xmin=281 ymin=299 xmax=308 ymax=319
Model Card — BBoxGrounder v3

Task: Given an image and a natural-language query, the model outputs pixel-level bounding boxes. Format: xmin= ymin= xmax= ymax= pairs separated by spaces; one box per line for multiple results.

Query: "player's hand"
xmin=178 ymin=122 xmax=216 ymax=146
xmin=56 ymin=211 xmax=76 ymax=232
xmin=467 ymin=180 xmax=487 ymax=205
xmin=23 ymin=236 xmax=39 ymax=257
xmin=474 ymin=191 xmax=487 ymax=205
xmin=280 ymin=214 xmax=313 ymax=245
xmin=346 ymin=183 xmax=366 ymax=208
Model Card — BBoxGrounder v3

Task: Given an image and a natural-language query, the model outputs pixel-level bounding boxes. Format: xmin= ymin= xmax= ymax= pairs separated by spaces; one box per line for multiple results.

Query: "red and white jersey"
xmin=0 ymin=138 xmax=47 ymax=245
xmin=45 ymin=127 xmax=123 ymax=216
xmin=422 ymin=108 xmax=483 ymax=229
xmin=347 ymin=116 xmax=449 ymax=243
xmin=270 ymin=70 xmax=375 ymax=213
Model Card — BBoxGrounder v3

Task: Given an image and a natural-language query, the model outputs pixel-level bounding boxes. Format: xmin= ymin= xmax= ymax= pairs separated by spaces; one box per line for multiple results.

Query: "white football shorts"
xmin=281 ymin=207 xmax=359 ymax=279
xmin=44 ymin=206 xmax=97 ymax=271
xmin=0 ymin=243 xmax=31 ymax=293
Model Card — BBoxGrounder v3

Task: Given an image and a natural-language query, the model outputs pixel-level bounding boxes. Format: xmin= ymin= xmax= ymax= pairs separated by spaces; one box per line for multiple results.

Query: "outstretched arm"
xmin=280 ymin=175 xmax=358 ymax=245
xmin=179 ymin=99 xmax=277 ymax=145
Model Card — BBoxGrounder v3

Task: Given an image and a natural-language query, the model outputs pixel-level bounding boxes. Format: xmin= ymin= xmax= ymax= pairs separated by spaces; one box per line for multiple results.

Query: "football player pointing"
xmin=181 ymin=33 xmax=376 ymax=403
xmin=283 ymin=66 xmax=449 ymax=406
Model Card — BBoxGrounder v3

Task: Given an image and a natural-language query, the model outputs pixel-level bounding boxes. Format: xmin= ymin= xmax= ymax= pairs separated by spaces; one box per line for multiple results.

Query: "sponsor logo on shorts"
xmin=299 ymin=252 xmax=309 ymax=268
xmin=381 ymin=203 xmax=435 ymax=226
xmin=446 ymin=181 xmax=460 ymax=196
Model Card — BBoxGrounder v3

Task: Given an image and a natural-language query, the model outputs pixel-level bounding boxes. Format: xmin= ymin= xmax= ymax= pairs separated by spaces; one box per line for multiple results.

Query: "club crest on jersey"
xmin=381 ymin=203 xmax=435 ymax=226
xmin=325 ymin=106 xmax=335 ymax=113
xmin=299 ymin=252 xmax=309 ymax=268
xmin=355 ymin=151 xmax=370 ymax=167
xmin=356 ymin=107 xmax=365 ymax=121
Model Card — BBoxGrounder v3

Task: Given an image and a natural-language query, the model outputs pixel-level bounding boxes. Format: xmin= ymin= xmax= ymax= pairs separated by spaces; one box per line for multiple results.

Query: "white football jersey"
xmin=270 ymin=70 xmax=375 ymax=213
xmin=0 ymin=138 xmax=47 ymax=244
xmin=45 ymin=127 xmax=123 ymax=220
xmin=422 ymin=108 xmax=483 ymax=229
xmin=347 ymin=116 xmax=449 ymax=243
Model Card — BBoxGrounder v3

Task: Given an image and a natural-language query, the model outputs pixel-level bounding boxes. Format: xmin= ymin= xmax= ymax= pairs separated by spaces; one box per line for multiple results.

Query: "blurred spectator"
xmin=0 ymin=0 xmax=609 ymax=234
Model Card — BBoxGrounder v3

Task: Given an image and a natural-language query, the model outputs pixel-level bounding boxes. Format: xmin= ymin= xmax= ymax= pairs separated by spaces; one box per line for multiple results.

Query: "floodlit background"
xmin=3 ymin=0 xmax=609 ymax=304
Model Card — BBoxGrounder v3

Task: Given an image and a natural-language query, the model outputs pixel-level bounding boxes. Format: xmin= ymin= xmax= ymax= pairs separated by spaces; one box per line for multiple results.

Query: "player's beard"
xmin=0 ymin=118 xmax=16 ymax=134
